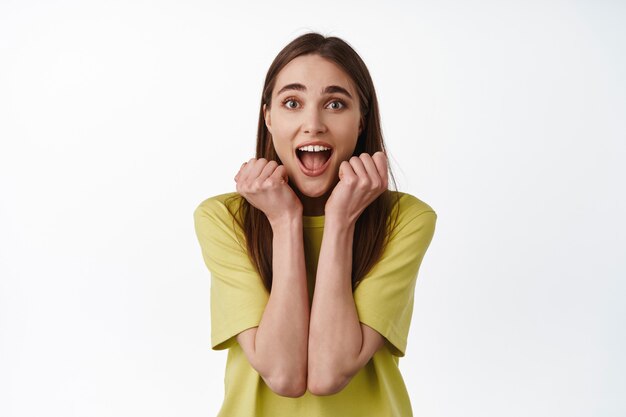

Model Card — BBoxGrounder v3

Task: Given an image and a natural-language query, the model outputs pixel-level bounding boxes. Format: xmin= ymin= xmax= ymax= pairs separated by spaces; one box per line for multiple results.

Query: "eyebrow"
xmin=275 ymin=83 xmax=353 ymax=100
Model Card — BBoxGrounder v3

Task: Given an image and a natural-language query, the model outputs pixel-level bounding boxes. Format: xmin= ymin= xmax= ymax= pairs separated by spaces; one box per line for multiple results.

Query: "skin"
xmin=233 ymin=53 xmax=389 ymax=396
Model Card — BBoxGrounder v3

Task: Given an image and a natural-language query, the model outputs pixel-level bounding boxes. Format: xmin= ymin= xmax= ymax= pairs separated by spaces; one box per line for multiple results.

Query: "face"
xmin=263 ymin=54 xmax=363 ymax=199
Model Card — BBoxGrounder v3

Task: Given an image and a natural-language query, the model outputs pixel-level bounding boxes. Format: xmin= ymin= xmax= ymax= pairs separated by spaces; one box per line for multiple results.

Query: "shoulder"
xmin=194 ymin=192 xmax=243 ymax=221
xmin=390 ymin=190 xmax=437 ymax=221
xmin=386 ymin=191 xmax=437 ymax=242
xmin=193 ymin=192 xmax=247 ymax=242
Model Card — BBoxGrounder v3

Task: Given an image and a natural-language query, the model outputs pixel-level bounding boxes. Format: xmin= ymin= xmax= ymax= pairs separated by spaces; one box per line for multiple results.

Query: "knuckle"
xmin=359 ymin=179 xmax=371 ymax=189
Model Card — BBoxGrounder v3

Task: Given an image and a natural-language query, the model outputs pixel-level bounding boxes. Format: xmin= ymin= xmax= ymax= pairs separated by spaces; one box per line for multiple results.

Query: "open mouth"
xmin=295 ymin=146 xmax=333 ymax=176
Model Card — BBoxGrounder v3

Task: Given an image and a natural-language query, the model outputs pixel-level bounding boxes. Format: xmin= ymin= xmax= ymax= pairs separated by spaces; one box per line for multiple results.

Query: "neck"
xmin=293 ymin=184 xmax=334 ymax=217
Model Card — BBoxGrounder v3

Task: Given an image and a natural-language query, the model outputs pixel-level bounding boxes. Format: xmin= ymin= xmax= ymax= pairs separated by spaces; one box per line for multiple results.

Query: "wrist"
xmin=324 ymin=214 xmax=356 ymax=233
xmin=268 ymin=210 xmax=303 ymax=231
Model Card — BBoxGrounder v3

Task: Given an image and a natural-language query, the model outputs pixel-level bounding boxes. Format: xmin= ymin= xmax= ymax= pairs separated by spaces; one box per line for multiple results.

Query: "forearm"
xmin=253 ymin=215 xmax=309 ymax=392
xmin=308 ymin=217 xmax=362 ymax=393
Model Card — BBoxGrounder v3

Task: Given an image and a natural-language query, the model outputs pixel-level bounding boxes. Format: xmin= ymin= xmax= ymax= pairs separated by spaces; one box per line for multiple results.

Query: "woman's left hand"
xmin=324 ymin=151 xmax=389 ymax=225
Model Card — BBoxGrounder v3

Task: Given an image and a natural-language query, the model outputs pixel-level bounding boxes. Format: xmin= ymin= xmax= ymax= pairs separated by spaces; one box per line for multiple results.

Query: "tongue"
xmin=300 ymin=151 xmax=330 ymax=171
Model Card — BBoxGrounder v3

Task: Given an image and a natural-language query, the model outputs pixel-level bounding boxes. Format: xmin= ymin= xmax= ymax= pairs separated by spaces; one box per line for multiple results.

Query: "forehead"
xmin=273 ymin=54 xmax=357 ymax=97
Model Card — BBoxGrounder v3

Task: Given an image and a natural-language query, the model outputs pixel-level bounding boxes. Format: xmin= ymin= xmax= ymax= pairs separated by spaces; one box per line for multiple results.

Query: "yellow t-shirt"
xmin=193 ymin=191 xmax=437 ymax=417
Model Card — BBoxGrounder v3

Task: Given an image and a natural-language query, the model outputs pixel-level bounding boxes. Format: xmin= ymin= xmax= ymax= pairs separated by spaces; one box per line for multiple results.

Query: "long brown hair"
xmin=225 ymin=32 xmax=400 ymax=293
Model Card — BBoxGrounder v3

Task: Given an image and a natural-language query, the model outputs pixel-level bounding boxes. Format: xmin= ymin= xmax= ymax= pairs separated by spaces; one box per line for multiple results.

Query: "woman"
xmin=193 ymin=32 xmax=437 ymax=417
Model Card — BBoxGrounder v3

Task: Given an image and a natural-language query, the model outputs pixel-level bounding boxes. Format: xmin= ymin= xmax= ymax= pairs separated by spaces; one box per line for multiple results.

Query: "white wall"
xmin=1 ymin=1 xmax=624 ymax=416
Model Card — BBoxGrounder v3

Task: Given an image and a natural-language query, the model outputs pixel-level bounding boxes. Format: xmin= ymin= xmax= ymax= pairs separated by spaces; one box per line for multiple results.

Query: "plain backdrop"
xmin=1 ymin=1 xmax=624 ymax=416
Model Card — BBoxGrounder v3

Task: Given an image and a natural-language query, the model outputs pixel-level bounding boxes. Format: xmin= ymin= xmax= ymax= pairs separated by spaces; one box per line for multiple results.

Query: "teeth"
xmin=297 ymin=145 xmax=331 ymax=152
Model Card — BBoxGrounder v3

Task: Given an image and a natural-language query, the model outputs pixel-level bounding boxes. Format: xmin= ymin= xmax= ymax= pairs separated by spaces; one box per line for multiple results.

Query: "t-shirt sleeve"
xmin=193 ymin=197 xmax=269 ymax=350
xmin=353 ymin=205 xmax=437 ymax=357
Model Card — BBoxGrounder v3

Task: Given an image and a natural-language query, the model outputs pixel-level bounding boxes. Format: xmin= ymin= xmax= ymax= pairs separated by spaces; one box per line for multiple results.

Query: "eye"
xmin=327 ymin=100 xmax=346 ymax=110
xmin=282 ymin=97 xmax=300 ymax=109
xmin=280 ymin=97 xmax=347 ymax=110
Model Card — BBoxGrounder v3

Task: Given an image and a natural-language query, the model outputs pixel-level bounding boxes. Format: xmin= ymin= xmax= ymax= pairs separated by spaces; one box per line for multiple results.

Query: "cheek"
xmin=271 ymin=137 xmax=294 ymax=164
xmin=269 ymin=122 xmax=287 ymax=142
xmin=335 ymin=127 xmax=360 ymax=158
xmin=271 ymin=141 xmax=289 ymax=158
xmin=270 ymin=121 xmax=299 ymax=157
xmin=334 ymin=117 xmax=360 ymax=139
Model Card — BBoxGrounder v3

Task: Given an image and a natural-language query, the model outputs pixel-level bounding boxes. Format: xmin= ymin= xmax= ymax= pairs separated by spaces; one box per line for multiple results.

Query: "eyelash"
xmin=281 ymin=97 xmax=347 ymax=110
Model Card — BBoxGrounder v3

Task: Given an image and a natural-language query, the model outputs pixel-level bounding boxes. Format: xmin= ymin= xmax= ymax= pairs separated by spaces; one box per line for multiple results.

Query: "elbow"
xmin=265 ymin=373 xmax=307 ymax=398
xmin=307 ymin=373 xmax=350 ymax=397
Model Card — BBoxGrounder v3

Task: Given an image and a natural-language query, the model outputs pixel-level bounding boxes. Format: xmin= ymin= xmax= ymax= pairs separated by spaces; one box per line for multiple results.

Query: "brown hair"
xmin=226 ymin=32 xmax=400 ymax=293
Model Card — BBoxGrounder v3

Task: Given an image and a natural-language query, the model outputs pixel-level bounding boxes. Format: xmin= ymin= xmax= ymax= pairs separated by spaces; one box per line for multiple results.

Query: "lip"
xmin=294 ymin=141 xmax=334 ymax=177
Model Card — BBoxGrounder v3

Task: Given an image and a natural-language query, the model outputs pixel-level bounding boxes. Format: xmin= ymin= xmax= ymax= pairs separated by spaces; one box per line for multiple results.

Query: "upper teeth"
xmin=298 ymin=145 xmax=331 ymax=152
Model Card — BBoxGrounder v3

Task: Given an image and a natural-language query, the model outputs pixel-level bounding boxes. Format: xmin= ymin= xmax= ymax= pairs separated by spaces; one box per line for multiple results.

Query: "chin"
xmin=294 ymin=180 xmax=332 ymax=198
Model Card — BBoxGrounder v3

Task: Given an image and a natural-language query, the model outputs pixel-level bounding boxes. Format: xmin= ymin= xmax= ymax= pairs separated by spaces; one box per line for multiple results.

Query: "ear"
xmin=263 ymin=104 xmax=272 ymax=132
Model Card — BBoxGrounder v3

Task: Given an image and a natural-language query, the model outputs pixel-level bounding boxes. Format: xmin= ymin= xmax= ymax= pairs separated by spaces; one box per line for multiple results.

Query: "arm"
xmin=237 ymin=214 xmax=310 ymax=398
xmin=230 ymin=158 xmax=309 ymax=397
xmin=307 ymin=152 xmax=390 ymax=396
xmin=307 ymin=217 xmax=386 ymax=396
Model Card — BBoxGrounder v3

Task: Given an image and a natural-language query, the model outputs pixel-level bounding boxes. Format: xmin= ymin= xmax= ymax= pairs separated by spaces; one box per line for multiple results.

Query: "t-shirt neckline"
xmin=302 ymin=215 xmax=325 ymax=228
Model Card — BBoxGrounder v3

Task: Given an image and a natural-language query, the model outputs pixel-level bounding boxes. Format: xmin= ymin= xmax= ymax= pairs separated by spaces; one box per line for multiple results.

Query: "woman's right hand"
xmin=234 ymin=158 xmax=303 ymax=225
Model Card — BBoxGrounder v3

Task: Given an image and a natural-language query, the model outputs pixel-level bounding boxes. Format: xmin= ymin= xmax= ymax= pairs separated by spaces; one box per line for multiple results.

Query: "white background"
xmin=1 ymin=1 xmax=624 ymax=416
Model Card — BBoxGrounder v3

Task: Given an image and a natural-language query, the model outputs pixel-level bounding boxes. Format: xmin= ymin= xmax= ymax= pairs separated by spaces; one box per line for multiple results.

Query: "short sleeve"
xmin=353 ymin=205 xmax=437 ymax=357
xmin=193 ymin=197 xmax=269 ymax=350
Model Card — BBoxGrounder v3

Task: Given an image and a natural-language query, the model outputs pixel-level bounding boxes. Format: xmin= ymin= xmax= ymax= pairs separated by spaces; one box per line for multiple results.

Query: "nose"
xmin=303 ymin=106 xmax=326 ymax=135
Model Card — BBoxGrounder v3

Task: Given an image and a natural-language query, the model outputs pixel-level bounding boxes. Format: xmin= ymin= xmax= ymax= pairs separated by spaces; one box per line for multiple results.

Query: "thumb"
xmin=338 ymin=161 xmax=348 ymax=181
xmin=276 ymin=165 xmax=288 ymax=184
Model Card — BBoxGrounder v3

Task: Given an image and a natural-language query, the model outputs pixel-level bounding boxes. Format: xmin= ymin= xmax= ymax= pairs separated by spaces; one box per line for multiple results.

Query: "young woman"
xmin=193 ymin=32 xmax=437 ymax=417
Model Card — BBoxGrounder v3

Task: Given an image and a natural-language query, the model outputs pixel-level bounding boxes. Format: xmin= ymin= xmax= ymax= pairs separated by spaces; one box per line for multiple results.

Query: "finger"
xmin=349 ymin=155 xmax=369 ymax=183
xmin=257 ymin=160 xmax=279 ymax=183
xmin=237 ymin=159 xmax=256 ymax=182
xmin=372 ymin=152 xmax=389 ymax=186
xmin=359 ymin=153 xmax=383 ymax=187
xmin=268 ymin=164 xmax=288 ymax=184
xmin=338 ymin=160 xmax=356 ymax=182
xmin=244 ymin=157 xmax=266 ymax=182
xmin=234 ymin=161 xmax=247 ymax=182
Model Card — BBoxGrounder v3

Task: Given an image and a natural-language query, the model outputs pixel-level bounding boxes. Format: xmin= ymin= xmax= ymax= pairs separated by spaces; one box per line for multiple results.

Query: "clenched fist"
xmin=324 ymin=151 xmax=389 ymax=225
xmin=234 ymin=158 xmax=303 ymax=225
